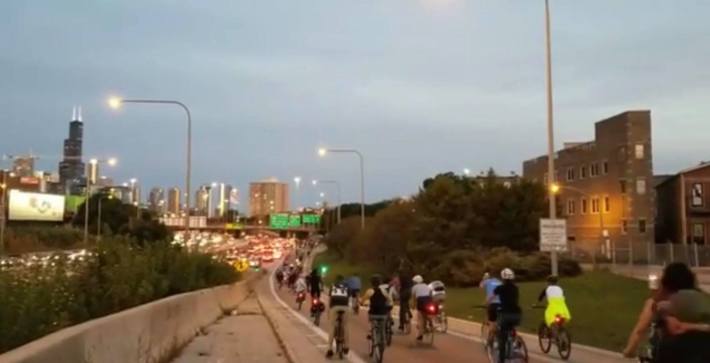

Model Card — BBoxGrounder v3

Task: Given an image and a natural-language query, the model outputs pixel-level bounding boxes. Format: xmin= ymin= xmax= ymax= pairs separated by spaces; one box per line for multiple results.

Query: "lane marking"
xmin=445 ymin=330 xmax=559 ymax=363
xmin=269 ymin=266 xmax=368 ymax=363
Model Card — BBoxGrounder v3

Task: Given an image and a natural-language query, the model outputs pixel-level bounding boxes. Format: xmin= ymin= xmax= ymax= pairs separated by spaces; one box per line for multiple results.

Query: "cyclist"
xmin=480 ymin=271 xmax=502 ymax=342
xmin=325 ymin=274 xmax=350 ymax=358
xmin=345 ymin=274 xmax=362 ymax=310
xmin=295 ymin=274 xmax=307 ymax=295
xmin=309 ymin=267 xmax=323 ymax=300
xmin=411 ymin=274 xmax=433 ymax=341
xmin=275 ymin=266 xmax=284 ymax=288
xmin=536 ymin=275 xmax=571 ymax=327
xmin=492 ymin=268 xmax=522 ymax=363
xmin=364 ymin=275 xmax=393 ymax=344
xmin=398 ymin=270 xmax=413 ymax=332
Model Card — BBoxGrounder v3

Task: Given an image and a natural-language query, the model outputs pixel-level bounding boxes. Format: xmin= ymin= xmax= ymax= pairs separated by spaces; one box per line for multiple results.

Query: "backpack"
xmin=369 ymin=286 xmax=389 ymax=316
xmin=330 ymin=284 xmax=349 ymax=306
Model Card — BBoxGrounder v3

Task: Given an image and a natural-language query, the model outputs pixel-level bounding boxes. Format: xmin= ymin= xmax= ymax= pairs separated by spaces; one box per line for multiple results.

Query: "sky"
xmin=1 ymin=0 xmax=709 ymax=210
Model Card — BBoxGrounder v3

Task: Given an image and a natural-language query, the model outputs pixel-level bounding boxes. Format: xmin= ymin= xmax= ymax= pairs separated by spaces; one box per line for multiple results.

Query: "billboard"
xmin=8 ymin=190 xmax=65 ymax=221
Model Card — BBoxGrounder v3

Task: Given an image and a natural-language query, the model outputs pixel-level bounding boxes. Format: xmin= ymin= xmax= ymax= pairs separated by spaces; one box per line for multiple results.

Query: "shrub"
xmin=0 ymin=236 xmax=239 ymax=353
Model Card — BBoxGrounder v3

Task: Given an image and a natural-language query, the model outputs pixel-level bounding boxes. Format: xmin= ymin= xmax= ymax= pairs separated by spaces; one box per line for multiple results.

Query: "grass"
xmin=314 ymin=251 xmax=649 ymax=352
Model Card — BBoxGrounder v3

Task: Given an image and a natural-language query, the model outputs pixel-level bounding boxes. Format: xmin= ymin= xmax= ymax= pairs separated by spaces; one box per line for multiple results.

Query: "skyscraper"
xmin=149 ymin=187 xmax=165 ymax=214
xmin=11 ymin=156 xmax=35 ymax=177
xmin=58 ymin=106 xmax=85 ymax=194
xmin=249 ymin=178 xmax=289 ymax=217
xmin=167 ymin=187 xmax=181 ymax=215
xmin=195 ymin=186 xmax=209 ymax=216
xmin=88 ymin=162 xmax=100 ymax=185
xmin=218 ymin=183 xmax=235 ymax=217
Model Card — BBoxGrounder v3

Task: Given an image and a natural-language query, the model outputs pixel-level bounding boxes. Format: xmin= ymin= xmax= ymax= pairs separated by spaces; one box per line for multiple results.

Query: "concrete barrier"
xmin=0 ymin=278 xmax=255 ymax=363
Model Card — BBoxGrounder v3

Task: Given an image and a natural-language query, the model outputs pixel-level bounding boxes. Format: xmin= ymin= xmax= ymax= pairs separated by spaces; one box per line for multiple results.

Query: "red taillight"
xmin=313 ymin=299 xmax=319 ymax=305
xmin=554 ymin=315 xmax=566 ymax=325
xmin=427 ymin=304 xmax=436 ymax=313
xmin=510 ymin=329 xmax=517 ymax=337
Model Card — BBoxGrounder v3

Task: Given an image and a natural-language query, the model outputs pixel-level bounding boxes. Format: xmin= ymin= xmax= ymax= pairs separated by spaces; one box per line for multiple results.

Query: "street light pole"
xmin=0 ymin=173 xmax=6 ymax=255
xmin=109 ymin=98 xmax=192 ymax=242
xmin=319 ymin=148 xmax=365 ymax=229
xmin=544 ymin=0 xmax=559 ymax=276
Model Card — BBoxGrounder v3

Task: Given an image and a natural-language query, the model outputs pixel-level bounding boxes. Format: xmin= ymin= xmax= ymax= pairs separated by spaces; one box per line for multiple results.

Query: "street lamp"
xmin=84 ymin=158 xmax=118 ymax=246
xmin=550 ymin=183 xmax=605 ymax=270
xmin=463 ymin=168 xmax=471 ymax=177
xmin=108 ymin=96 xmax=193 ymax=242
xmin=543 ymin=0 xmax=559 ymax=276
xmin=318 ymin=147 xmax=365 ymax=229
xmin=313 ymin=179 xmax=342 ymax=224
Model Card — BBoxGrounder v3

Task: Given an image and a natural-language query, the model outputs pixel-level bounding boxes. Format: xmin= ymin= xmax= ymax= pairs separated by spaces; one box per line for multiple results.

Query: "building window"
xmin=639 ymin=219 xmax=647 ymax=233
xmin=591 ymin=163 xmax=601 ymax=177
xmin=567 ymin=199 xmax=576 ymax=216
xmin=636 ymin=178 xmax=647 ymax=195
xmin=566 ymin=168 xmax=575 ymax=181
xmin=622 ymin=219 xmax=628 ymax=234
xmin=580 ymin=166 xmax=588 ymax=179
xmin=620 ymin=180 xmax=627 ymax=194
xmin=691 ymin=183 xmax=704 ymax=207
xmin=604 ymin=196 xmax=611 ymax=213
xmin=591 ymin=197 xmax=600 ymax=214
xmin=581 ymin=198 xmax=588 ymax=214
xmin=603 ymin=161 xmax=609 ymax=174
xmin=635 ymin=144 xmax=645 ymax=159
xmin=693 ymin=223 xmax=706 ymax=244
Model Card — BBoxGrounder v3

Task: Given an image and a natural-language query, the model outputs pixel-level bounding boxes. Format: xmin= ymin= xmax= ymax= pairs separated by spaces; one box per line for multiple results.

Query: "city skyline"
xmin=2 ymin=1 xmax=710 ymax=207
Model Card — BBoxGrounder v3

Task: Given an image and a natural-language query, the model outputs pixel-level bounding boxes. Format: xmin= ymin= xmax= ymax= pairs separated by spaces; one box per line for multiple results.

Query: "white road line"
xmin=269 ymin=267 xmax=368 ymax=363
xmin=445 ymin=330 xmax=559 ymax=363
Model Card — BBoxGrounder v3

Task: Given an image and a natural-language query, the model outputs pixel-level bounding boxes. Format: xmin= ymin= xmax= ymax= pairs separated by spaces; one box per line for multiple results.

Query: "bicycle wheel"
xmin=424 ymin=318 xmax=435 ymax=346
xmin=556 ymin=327 xmax=572 ymax=360
xmin=336 ymin=320 xmax=344 ymax=359
xmin=513 ymin=335 xmax=529 ymax=363
xmin=480 ymin=322 xmax=490 ymax=350
xmin=368 ymin=327 xmax=375 ymax=357
xmin=314 ymin=311 xmax=321 ymax=327
xmin=538 ymin=322 xmax=552 ymax=353
xmin=386 ymin=319 xmax=393 ymax=346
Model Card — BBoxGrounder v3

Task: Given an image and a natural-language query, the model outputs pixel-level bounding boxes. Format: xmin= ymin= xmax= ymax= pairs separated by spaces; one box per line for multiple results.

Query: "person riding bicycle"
xmin=536 ymin=275 xmax=571 ymax=327
xmin=411 ymin=274 xmax=433 ymax=341
xmin=325 ymin=274 xmax=351 ymax=358
xmin=398 ymin=271 xmax=413 ymax=332
xmin=363 ymin=275 xmax=393 ymax=342
xmin=295 ymin=274 xmax=307 ymax=294
xmin=492 ymin=268 xmax=522 ymax=363
xmin=623 ymin=263 xmax=710 ymax=361
xmin=345 ymin=274 xmax=362 ymax=308
xmin=480 ymin=271 xmax=502 ymax=343
xmin=275 ymin=266 xmax=285 ymax=287
xmin=309 ymin=268 xmax=323 ymax=300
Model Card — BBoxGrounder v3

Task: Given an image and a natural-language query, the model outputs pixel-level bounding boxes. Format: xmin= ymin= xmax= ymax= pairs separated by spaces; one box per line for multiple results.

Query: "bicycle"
xmin=334 ymin=311 xmax=347 ymax=359
xmin=311 ymin=298 xmax=324 ymax=326
xmin=488 ymin=314 xmax=528 ymax=363
xmin=368 ymin=315 xmax=388 ymax=363
xmin=385 ymin=314 xmax=394 ymax=346
xmin=474 ymin=305 xmax=495 ymax=350
xmin=398 ymin=305 xmax=412 ymax=335
xmin=295 ymin=291 xmax=306 ymax=311
xmin=350 ymin=294 xmax=360 ymax=315
xmin=418 ymin=303 xmax=437 ymax=346
xmin=534 ymin=305 xmax=572 ymax=360
xmin=434 ymin=300 xmax=448 ymax=333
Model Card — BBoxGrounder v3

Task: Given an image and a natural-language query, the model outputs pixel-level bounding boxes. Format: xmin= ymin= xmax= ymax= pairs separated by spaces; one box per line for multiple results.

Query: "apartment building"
xmin=523 ymin=111 xmax=655 ymax=258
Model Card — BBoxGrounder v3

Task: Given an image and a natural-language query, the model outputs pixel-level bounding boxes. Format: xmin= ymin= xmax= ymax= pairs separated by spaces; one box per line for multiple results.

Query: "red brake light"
xmin=312 ymin=299 xmax=319 ymax=304
xmin=554 ymin=315 xmax=566 ymax=324
xmin=427 ymin=304 xmax=436 ymax=313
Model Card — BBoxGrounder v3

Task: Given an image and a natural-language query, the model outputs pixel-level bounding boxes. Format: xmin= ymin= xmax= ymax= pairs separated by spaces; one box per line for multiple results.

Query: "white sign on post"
xmin=540 ymin=218 xmax=568 ymax=252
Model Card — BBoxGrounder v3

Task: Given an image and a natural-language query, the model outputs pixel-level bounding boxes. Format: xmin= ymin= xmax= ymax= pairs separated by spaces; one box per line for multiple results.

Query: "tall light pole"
xmin=108 ymin=97 xmax=192 ymax=240
xmin=544 ymin=0 xmax=559 ymax=276
xmin=318 ymin=147 xmax=365 ymax=229
xmin=84 ymin=157 xmax=117 ymax=246
xmin=0 ymin=175 xmax=6 ymax=255
xmin=313 ymin=179 xmax=342 ymax=224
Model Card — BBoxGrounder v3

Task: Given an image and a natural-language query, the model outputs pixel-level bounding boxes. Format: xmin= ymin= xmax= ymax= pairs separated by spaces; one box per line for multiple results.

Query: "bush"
xmin=4 ymin=226 xmax=85 ymax=254
xmin=0 ymin=236 xmax=239 ymax=353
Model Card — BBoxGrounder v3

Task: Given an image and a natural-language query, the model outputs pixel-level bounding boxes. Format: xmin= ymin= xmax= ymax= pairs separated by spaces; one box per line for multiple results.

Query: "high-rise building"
xmin=249 ymin=178 xmax=289 ymax=217
xmin=195 ymin=186 xmax=209 ymax=216
xmin=88 ymin=162 xmax=100 ymax=185
xmin=58 ymin=106 xmax=85 ymax=194
xmin=523 ymin=110 xmax=655 ymax=259
xmin=218 ymin=183 xmax=235 ymax=217
xmin=149 ymin=187 xmax=165 ymax=214
xmin=11 ymin=156 xmax=35 ymax=177
xmin=167 ymin=187 xmax=181 ymax=215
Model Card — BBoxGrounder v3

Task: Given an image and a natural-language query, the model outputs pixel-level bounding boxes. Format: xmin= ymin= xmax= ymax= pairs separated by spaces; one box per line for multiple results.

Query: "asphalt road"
xmin=272 ymin=277 xmax=539 ymax=363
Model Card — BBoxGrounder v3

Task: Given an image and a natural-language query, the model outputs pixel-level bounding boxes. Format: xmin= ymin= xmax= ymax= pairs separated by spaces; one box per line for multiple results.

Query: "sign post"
xmin=540 ymin=218 xmax=568 ymax=253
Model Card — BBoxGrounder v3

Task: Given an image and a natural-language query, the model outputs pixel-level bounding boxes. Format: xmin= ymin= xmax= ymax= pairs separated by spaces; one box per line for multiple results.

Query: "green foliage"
xmin=4 ymin=225 xmax=85 ymax=254
xmin=0 ymin=237 xmax=239 ymax=353
xmin=325 ymin=170 xmax=580 ymax=286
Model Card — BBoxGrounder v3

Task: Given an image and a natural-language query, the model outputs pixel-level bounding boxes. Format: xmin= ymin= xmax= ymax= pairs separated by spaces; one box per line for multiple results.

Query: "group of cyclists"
xmin=280 ymin=254 xmax=710 ymax=362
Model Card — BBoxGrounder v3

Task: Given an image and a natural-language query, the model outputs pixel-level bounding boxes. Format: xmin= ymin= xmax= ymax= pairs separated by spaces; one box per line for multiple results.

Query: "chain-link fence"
xmin=567 ymin=239 xmax=710 ymax=267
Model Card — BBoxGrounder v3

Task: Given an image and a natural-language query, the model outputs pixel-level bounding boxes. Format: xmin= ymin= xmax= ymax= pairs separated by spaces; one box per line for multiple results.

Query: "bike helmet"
xmin=501 ymin=268 xmax=515 ymax=280
xmin=412 ymin=275 xmax=424 ymax=284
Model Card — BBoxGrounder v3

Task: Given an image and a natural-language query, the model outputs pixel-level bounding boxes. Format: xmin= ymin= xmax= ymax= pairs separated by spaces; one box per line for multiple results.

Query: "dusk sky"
xmin=2 ymin=1 xmax=709 ymax=209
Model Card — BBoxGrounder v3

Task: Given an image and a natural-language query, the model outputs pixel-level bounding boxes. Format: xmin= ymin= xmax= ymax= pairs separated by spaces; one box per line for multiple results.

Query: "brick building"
xmin=523 ymin=110 xmax=655 ymax=260
xmin=656 ymin=162 xmax=710 ymax=245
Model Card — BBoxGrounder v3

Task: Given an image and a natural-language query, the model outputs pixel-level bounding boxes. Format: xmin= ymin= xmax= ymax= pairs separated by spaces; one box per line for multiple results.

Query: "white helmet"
xmin=412 ymin=275 xmax=424 ymax=284
xmin=501 ymin=268 xmax=515 ymax=280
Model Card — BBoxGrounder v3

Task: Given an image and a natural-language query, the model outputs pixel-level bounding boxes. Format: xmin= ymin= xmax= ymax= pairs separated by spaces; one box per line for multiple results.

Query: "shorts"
xmin=415 ymin=296 xmax=433 ymax=311
xmin=487 ymin=303 xmax=501 ymax=322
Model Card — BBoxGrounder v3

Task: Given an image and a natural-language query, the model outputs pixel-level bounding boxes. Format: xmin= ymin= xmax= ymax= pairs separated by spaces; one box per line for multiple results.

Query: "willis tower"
xmin=58 ymin=106 xmax=85 ymax=194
